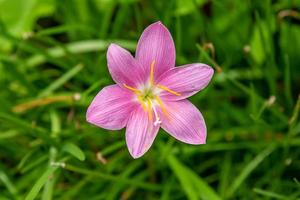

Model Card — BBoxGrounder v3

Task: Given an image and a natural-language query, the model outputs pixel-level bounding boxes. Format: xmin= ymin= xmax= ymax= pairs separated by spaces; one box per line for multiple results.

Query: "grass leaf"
xmin=168 ymin=155 xmax=221 ymax=200
xmin=25 ymin=167 xmax=57 ymax=200
xmin=62 ymin=143 xmax=85 ymax=161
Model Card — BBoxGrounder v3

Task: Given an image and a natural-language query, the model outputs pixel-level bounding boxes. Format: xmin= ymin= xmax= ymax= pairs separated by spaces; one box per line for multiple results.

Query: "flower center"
xmin=141 ymin=87 xmax=155 ymax=101
xmin=123 ymin=60 xmax=180 ymax=126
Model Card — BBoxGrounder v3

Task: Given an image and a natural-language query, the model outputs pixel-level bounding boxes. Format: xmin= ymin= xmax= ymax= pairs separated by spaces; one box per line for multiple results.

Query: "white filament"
xmin=149 ymin=99 xmax=161 ymax=126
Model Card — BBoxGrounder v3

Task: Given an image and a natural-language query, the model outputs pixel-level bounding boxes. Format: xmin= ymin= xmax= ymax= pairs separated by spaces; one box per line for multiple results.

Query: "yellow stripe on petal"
xmin=156 ymin=84 xmax=181 ymax=96
xmin=137 ymin=96 xmax=147 ymax=111
xmin=155 ymin=96 xmax=169 ymax=119
xmin=123 ymin=84 xmax=142 ymax=94
xmin=150 ymin=60 xmax=155 ymax=86
xmin=146 ymin=98 xmax=153 ymax=121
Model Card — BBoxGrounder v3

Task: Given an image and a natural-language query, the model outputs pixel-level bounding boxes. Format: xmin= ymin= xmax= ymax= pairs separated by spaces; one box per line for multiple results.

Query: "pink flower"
xmin=86 ymin=21 xmax=214 ymax=158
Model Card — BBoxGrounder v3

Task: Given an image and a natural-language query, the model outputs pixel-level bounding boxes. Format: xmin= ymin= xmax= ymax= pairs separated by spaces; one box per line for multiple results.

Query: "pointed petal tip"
xmin=177 ymin=134 xmax=206 ymax=145
xmin=86 ymin=114 xmax=91 ymax=124
xmin=205 ymin=65 xmax=214 ymax=80
xmin=144 ymin=21 xmax=168 ymax=33
xmin=107 ymin=43 xmax=118 ymax=51
xmin=188 ymin=138 xmax=206 ymax=145
xmin=127 ymin=144 xmax=147 ymax=159
xmin=150 ymin=21 xmax=167 ymax=29
xmin=107 ymin=43 xmax=126 ymax=53
xmin=107 ymin=44 xmax=114 ymax=56
xmin=129 ymin=151 xmax=143 ymax=159
xmin=136 ymin=20 xmax=175 ymax=76
xmin=86 ymin=112 xmax=97 ymax=126
xmin=127 ymin=143 xmax=153 ymax=159
xmin=125 ymin=107 xmax=159 ymax=159
xmin=206 ymin=65 xmax=214 ymax=75
xmin=198 ymin=63 xmax=214 ymax=79
xmin=199 ymin=63 xmax=214 ymax=73
xmin=154 ymin=21 xmax=163 ymax=25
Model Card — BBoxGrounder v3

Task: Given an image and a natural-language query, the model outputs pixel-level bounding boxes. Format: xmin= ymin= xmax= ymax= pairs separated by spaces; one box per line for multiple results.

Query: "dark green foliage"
xmin=0 ymin=0 xmax=300 ymax=199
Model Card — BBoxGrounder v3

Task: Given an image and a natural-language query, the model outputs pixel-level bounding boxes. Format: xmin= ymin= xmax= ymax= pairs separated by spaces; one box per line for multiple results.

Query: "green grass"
xmin=0 ymin=0 xmax=300 ymax=199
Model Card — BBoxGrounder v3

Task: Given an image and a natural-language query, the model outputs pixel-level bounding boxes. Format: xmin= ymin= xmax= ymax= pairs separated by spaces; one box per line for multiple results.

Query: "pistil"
xmin=148 ymin=98 xmax=161 ymax=126
xmin=122 ymin=60 xmax=180 ymax=126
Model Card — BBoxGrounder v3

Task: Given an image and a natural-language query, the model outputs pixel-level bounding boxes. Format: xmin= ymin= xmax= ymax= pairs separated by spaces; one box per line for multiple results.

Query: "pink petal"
xmin=107 ymin=44 xmax=146 ymax=87
xmin=126 ymin=106 xmax=159 ymax=158
xmin=86 ymin=85 xmax=136 ymax=130
xmin=135 ymin=21 xmax=175 ymax=81
xmin=159 ymin=100 xmax=206 ymax=144
xmin=157 ymin=63 xmax=213 ymax=101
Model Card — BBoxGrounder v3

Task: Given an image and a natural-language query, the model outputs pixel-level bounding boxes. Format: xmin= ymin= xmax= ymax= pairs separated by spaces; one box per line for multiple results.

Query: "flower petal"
xmin=136 ymin=21 xmax=175 ymax=81
xmin=126 ymin=106 xmax=159 ymax=158
xmin=107 ymin=44 xmax=146 ymax=87
xmin=86 ymin=85 xmax=136 ymax=130
xmin=157 ymin=63 xmax=213 ymax=101
xmin=159 ymin=100 xmax=206 ymax=144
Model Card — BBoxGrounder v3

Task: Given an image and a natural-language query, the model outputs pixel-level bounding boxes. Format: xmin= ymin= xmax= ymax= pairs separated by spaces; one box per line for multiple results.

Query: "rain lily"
xmin=86 ymin=21 xmax=214 ymax=158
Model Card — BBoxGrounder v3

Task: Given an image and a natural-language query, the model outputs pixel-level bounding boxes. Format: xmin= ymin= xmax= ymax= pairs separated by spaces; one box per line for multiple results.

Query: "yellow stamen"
xmin=150 ymin=60 xmax=155 ymax=86
xmin=123 ymin=84 xmax=141 ymax=94
xmin=156 ymin=84 xmax=181 ymax=96
xmin=137 ymin=96 xmax=147 ymax=111
xmin=146 ymin=98 xmax=153 ymax=121
xmin=155 ymin=96 xmax=169 ymax=118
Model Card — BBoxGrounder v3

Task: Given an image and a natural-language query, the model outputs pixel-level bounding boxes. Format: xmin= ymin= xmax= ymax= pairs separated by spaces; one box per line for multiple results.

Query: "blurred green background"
xmin=1 ymin=0 xmax=300 ymax=199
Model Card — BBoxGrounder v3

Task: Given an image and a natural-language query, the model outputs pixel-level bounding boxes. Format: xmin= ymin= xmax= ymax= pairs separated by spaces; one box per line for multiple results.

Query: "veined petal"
xmin=126 ymin=106 xmax=159 ymax=158
xmin=86 ymin=85 xmax=136 ymax=130
xmin=136 ymin=21 xmax=175 ymax=81
xmin=159 ymin=100 xmax=206 ymax=144
xmin=107 ymin=44 xmax=146 ymax=87
xmin=157 ymin=63 xmax=213 ymax=101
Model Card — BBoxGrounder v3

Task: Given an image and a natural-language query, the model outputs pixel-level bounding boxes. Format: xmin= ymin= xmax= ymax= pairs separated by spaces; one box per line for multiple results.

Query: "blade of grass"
xmin=21 ymin=155 xmax=48 ymax=174
xmin=17 ymin=150 xmax=36 ymax=170
xmin=227 ymin=77 xmax=288 ymax=123
xmin=26 ymin=40 xmax=136 ymax=68
xmin=42 ymin=110 xmax=60 ymax=200
xmin=99 ymin=1 xmax=116 ymax=38
xmin=218 ymin=153 xmax=231 ymax=198
xmin=196 ymin=43 xmax=222 ymax=73
xmin=226 ymin=144 xmax=276 ymax=198
xmin=100 ymin=141 xmax=125 ymax=156
xmin=284 ymin=54 xmax=293 ymax=107
xmin=41 ymin=148 xmax=57 ymax=200
xmin=255 ymin=11 xmax=276 ymax=95
xmin=36 ymin=25 xmax=89 ymax=36
xmin=289 ymin=94 xmax=300 ymax=127
xmin=106 ymin=161 xmax=142 ymax=200
xmin=253 ymin=188 xmax=289 ymax=200
xmin=0 ymin=170 xmax=21 ymax=200
xmin=0 ymin=130 xmax=19 ymax=139
xmin=12 ymin=95 xmax=75 ymax=113
xmin=24 ymin=166 xmax=58 ymax=200
xmin=167 ymin=155 xmax=222 ymax=200
xmin=62 ymin=142 xmax=85 ymax=161
xmin=0 ymin=113 xmax=55 ymax=144
xmin=38 ymin=63 xmax=84 ymax=97
xmin=63 ymin=164 xmax=161 ymax=191
xmin=183 ymin=139 xmax=300 ymax=153
xmin=59 ymin=175 xmax=93 ymax=199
